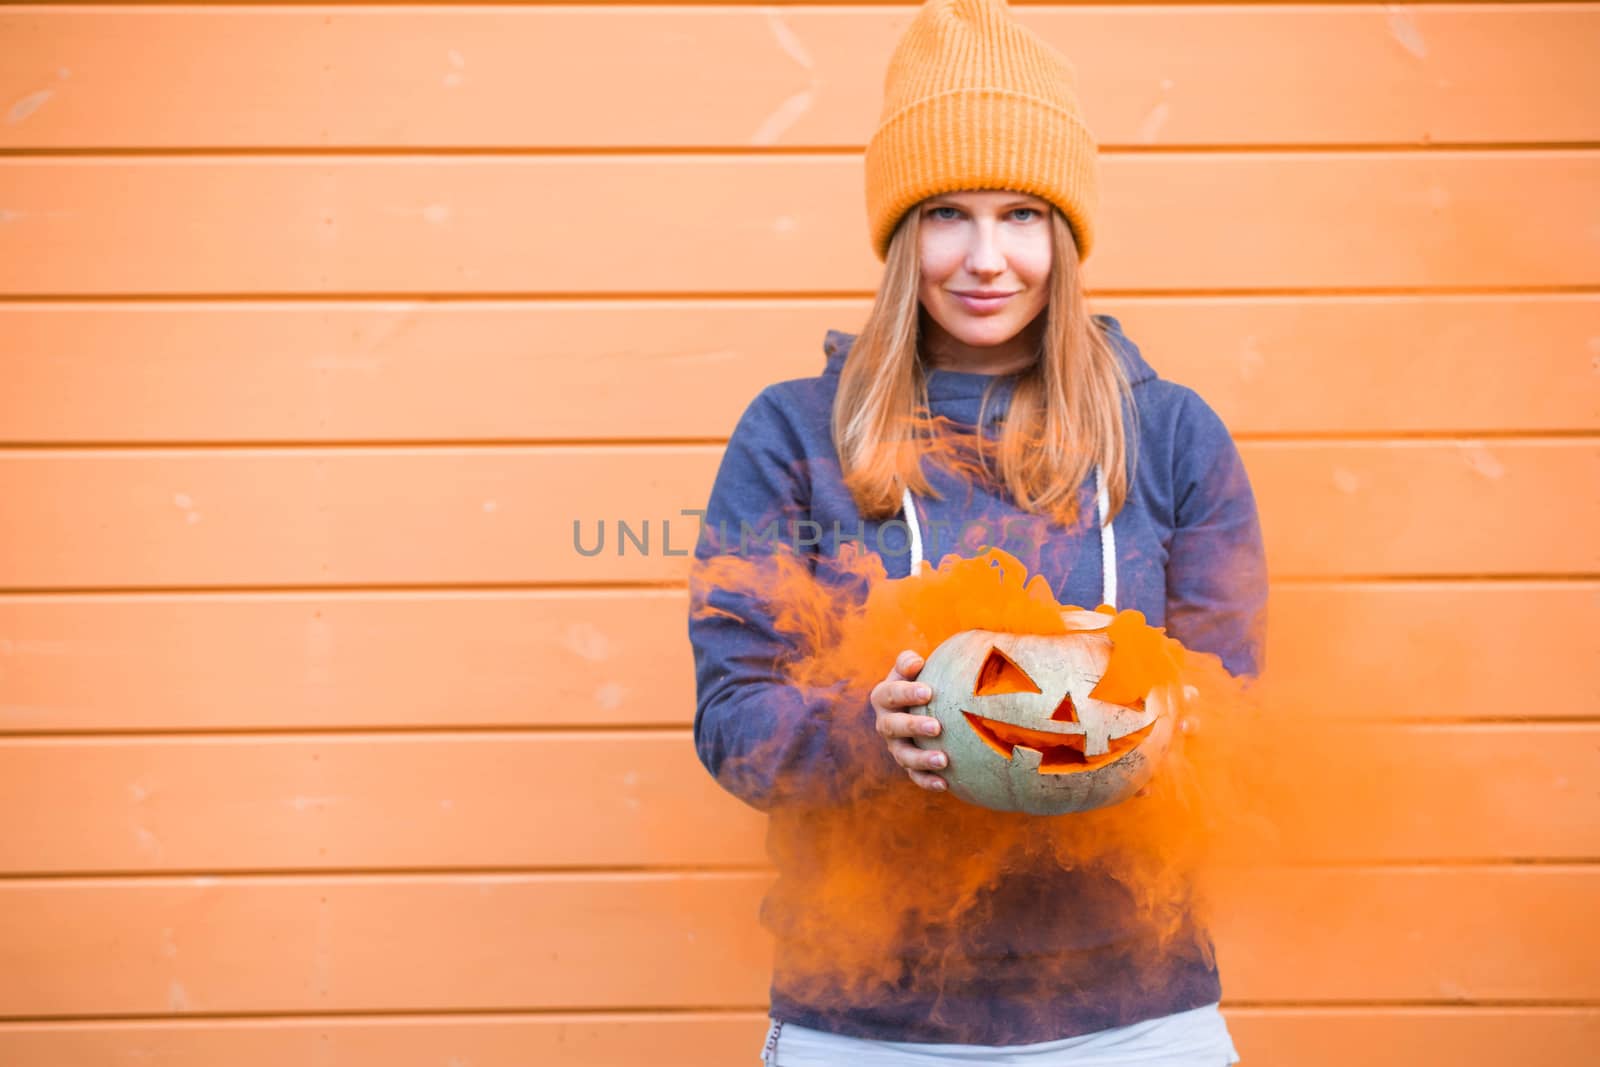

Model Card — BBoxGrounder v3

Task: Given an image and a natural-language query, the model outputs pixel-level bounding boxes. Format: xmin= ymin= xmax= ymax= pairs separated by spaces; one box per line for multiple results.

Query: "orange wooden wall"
xmin=1 ymin=3 xmax=1596 ymax=1063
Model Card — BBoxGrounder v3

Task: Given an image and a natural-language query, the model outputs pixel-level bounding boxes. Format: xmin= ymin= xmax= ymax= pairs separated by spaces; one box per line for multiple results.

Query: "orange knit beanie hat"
xmin=864 ymin=0 xmax=1101 ymax=263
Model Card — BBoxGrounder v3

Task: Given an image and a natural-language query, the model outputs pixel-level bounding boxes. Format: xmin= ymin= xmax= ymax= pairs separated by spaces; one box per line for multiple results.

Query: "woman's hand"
xmin=871 ymin=649 xmax=948 ymax=792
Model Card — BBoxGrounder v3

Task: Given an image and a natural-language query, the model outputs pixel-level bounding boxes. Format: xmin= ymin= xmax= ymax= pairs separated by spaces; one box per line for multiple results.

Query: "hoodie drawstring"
xmin=1094 ymin=465 xmax=1118 ymax=610
xmin=900 ymin=467 xmax=1118 ymax=611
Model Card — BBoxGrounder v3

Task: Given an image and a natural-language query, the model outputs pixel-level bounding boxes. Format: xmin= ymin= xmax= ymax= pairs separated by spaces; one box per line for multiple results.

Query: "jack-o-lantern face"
xmin=912 ymin=628 xmax=1174 ymax=815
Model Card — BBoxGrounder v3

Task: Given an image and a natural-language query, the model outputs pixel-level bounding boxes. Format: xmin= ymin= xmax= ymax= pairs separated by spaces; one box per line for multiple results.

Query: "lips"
xmin=952 ymin=292 xmax=1015 ymax=314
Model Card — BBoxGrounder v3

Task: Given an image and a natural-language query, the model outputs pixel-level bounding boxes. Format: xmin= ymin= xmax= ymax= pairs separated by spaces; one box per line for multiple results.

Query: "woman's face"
xmin=916 ymin=189 xmax=1056 ymax=374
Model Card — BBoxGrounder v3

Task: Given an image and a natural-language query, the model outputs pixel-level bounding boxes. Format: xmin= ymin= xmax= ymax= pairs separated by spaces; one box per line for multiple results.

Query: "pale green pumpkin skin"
xmin=911 ymin=629 xmax=1174 ymax=815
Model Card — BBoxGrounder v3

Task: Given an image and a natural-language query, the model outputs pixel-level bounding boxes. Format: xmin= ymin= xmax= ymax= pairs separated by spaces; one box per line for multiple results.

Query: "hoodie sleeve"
xmin=687 ymin=388 xmax=887 ymax=812
xmin=1163 ymin=389 xmax=1269 ymax=678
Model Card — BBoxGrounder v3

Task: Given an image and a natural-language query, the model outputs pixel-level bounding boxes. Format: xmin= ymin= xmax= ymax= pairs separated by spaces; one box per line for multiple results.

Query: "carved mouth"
xmin=961 ymin=711 xmax=1156 ymax=775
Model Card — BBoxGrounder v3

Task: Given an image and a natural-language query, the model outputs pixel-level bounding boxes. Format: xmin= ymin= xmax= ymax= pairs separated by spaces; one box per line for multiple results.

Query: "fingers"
xmin=873 ymin=650 xmax=929 ymax=715
xmin=884 ymin=734 xmax=948 ymax=790
xmin=885 ymin=649 xmax=925 ymax=682
xmin=875 ymin=709 xmax=939 ymax=742
xmin=878 ymin=649 xmax=943 ymax=791
xmin=883 ymin=732 xmax=945 ymax=770
xmin=876 ymin=708 xmax=946 ymax=792
xmin=872 ymin=679 xmax=933 ymax=712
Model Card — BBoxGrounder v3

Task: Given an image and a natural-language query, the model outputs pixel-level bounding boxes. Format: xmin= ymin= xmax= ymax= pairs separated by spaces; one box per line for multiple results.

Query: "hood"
xmin=821 ymin=314 xmax=1158 ymax=387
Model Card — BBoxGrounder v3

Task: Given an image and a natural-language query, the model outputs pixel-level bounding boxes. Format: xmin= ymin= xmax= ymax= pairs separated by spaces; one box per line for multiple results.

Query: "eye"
xmin=1010 ymin=207 xmax=1042 ymax=222
xmin=974 ymin=646 xmax=1040 ymax=695
xmin=927 ymin=205 xmax=961 ymax=221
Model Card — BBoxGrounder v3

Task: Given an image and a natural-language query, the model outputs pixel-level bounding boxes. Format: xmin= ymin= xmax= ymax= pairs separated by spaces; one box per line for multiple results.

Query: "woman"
xmin=689 ymin=0 xmax=1266 ymax=1062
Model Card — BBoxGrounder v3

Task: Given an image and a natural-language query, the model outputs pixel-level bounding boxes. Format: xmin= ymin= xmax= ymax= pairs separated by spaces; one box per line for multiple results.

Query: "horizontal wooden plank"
xmin=0 ymin=1007 xmax=1596 ymax=1067
xmin=0 ymin=733 xmax=770 ymax=873
xmin=1228 ymin=1007 xmax=1600 ymax=1067
xmin=1 ymin=154 xmax=1594 ymax=294
xmin=1267 ymin=582 xmax=1600 ymax=722
xmin=1123 ymin=297 xmax=1599 ymax=437
xmin=1247 ymin=440 xmax=1597 ymax=578
xmin=1271 ymin=724 xmax=1600 ymax=863
xmin=0 ymin=0 xmax=1554 ymax=4
xmin=1217 ymin=867 xmax=1600 ymax=1003
xmin=0 ymin=725 xmax=1592 ymax=873
xmin=0 ymin=872 xmax=772 ymax=1015
xmin=0 ymin=446 xmax=715 ymax=588
xmin=1 ymin=583 xmax=1590 ymax=733
xmin=4 ymin=8 xmax=1592 ymax=149
xmin=0 ymin=1014 xmax=774 ymax=1067
xmin=1 ymin=296 xmax=1591 ymax=443
xmin=0 ymin=589 xmax=697 ymax=731
xmin=0 ymin=442 xmax=1591 ymax=588
xmin=0 ymin=868 xmax=1593 ymax=1016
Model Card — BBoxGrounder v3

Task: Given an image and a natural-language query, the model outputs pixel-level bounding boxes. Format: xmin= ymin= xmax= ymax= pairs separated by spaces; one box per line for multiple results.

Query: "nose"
xmin=964 ymin=219 xmax=1006 ymax=276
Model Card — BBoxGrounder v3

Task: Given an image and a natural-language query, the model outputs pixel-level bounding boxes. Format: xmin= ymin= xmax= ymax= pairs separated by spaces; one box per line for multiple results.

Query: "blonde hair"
xmin=832 ymin=204 xmax=1135 ymax=526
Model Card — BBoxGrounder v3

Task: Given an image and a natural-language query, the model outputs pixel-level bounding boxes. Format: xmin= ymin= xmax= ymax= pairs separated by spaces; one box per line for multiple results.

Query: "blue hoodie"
xmin=687 ymin=315 xmax=1267 ymax=1044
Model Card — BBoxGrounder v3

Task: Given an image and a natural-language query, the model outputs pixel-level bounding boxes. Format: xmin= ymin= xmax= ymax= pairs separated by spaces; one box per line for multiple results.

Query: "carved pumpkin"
xmin=911 ymin=627 xmax=1175 ymax=815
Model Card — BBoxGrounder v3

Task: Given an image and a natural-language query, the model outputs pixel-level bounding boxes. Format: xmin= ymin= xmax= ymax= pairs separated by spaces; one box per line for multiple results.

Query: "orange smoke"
xmin=690 ymin=542 xmax=1400 ymax=1022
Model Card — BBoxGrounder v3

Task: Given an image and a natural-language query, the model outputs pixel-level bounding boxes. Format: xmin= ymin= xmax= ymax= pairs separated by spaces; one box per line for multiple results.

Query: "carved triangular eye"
xmin=1050 ymin=694 xmax=1079 ymax=723
xmin=975 ymin=646 xmax=1041 ymax=695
